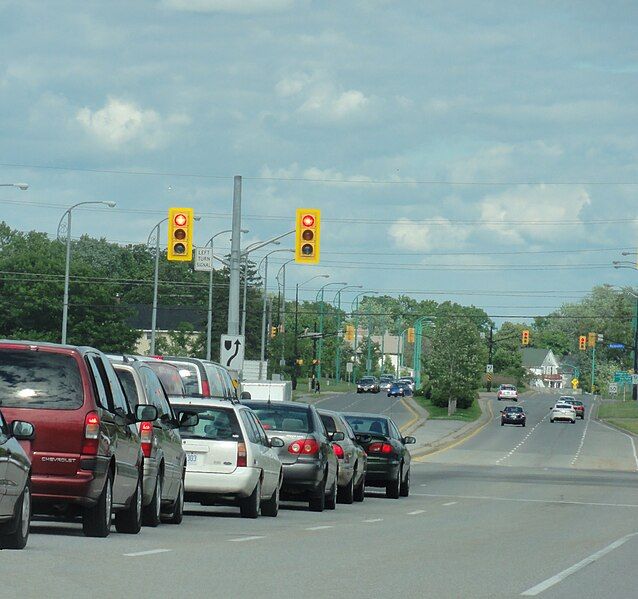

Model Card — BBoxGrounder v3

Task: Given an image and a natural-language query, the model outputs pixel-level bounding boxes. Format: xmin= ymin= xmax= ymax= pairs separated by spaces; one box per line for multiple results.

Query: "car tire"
xmin=386 ymin=465 xmax=401 ymax=499
xmin=143 ymin=474 xmax=162 ymax=528
xmin=115 ymin=476 xmax=143 ymax=534
xmin=83 ymin=474 xmax=113 ymax=538
xmin=325 ymin=475 xmax=337 ymax=510
xmin=353 ymin=473 xmax=366 ymax=502
xmin=261 ymin=476 xmax=281 ymax=517
xmin=400 ymin=468 xmax=410 ymax=497
xmin=240 ymin=479 xmax=261 ymax=519
xmin=501 ymin=421 xmax=504 ymax=426
xmin=522 ymin=422 xmax=526 ymax=427
xmin=309 ymin=476 xmax=326 ymax=512
xmin=162 ymin=476 xmax=184 ymax=525
xmin=550 ymin=419 xmax=554 ymax=423
xmin=337 ymin=474 xmax=354 ymax=505
xmin=0 ymin=480 xmax=31 ymax=550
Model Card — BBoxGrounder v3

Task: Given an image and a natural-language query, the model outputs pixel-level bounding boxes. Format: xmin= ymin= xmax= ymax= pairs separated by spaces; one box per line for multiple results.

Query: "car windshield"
xmin=505 ymin=406 xmax=523 ymax=413
xmin=343 ymin=415 xmax=389 ymax=436
xmin=173 ymin=405 xmax=242 ymax=441
xmin=359 ymin=378 xmax=375 ymax=384
xmin=244 ymin=403 xmax=312 ymax=433
xmin=501 ymin=385 xmax=516 ymax=390
xmin=0 ymin=349 xmax=84 ymax=410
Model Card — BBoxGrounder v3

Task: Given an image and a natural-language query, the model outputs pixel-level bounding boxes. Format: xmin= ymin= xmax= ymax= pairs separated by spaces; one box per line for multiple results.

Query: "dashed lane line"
xmin=305 ymin=525 xmax=334 ymax=531
xmin=363 ymin=518 xmax=384 ymax=523
xmin=407 ymin=510 xmax=426 ymax=515
xmin=442 ymin=502 xmax=457 ymax=506
xmin=228 ymin=536 xmax=265 ymax=542
xmin=495 ymin=411 xmax=549 ymax=465
xmin=570 ymin=405 xmax=592 ymax=467
xmin=123 ymin=549 xmax=172 ymax=557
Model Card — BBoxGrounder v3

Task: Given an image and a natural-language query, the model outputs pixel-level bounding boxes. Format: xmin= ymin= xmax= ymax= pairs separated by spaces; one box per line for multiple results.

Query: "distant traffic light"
xmin=270 ymin=326 xmax=277 ymax=338
xmin=579 ymin=335 xmax=587 ymax=351
xmin=588 ymin=332 xmax=597 ymax=348
xmin=167 ymin=208 xmax=194 ymax=261
xmin=521 ymin=330 xmax=530 ymax=346
xmin=295 ymin=208 xmax=321 ymax=264
xmin=407 ymin=327 xmax=415 ymax=343
xmin=345 ymin=324 xmax=355 ymax=341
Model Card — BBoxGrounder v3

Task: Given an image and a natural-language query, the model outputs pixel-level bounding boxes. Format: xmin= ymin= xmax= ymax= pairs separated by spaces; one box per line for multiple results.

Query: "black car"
xmin=342 ymin=412 xmax=414 ymax=499
xmin=242 ymin=400 xmax=339 ymax=512
xmin=357 ymin=377 xmax=380 ymax=394
xmin=0 ymin=410 xmax=35 ymax=549
xmin=501 ymin=405 xmax=526 ymax=427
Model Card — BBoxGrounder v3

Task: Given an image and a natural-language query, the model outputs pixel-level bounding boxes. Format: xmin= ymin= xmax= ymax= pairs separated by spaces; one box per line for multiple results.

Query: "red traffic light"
xmin=174 ymin=213 xmax=187 ymax=227
xmin=302 ymin=214 xmax=315 ymax=227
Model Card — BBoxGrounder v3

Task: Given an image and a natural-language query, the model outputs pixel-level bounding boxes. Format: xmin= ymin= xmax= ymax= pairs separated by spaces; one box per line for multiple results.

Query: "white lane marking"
xmin=228 ymin=536 xmax=265 ymax=542
xmin=123 ymin=549 xmax=172 ymax=557
xmin=408 ymin=509 xmax=425 ymax=515
xmin=420 ymin=483 xmax=427 ymax=487
xmin=412 ymin=492 xmax=638 ymax=509
xmin=521 ymin=532 xmax=638 ymax=596
xmin=305 ymin=525 xmax=333 ymax=531
xmin=442 ymin=501 xmax=457 ymax=506
xmin=363 ymin=518 xmax=384 ymax=523
xmin=496 ymin=412 xmax=549 ymax=465
xmin=571 ymin=405 xmax=592 ymax=467
xmin=592 ymin=419 xmax=638 ymax=472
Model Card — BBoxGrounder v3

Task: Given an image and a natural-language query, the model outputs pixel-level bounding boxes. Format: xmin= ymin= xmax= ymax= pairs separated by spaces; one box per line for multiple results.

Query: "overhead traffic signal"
xmin=407 ymin=327 xmax=415 ymax=343
xmin=579 ymin=335 xmax=587 ymax=351
xmin=345 ymin=324 xmax=355 ymax=341
xmin=295 ymin=208 xmax=321 ymax=264
xmin=521 ymin=330 xmax=530 ymax=346
xmin=588 ymin=332 xmax=597 ymax=348
xmin=167 ymin=208 xmax=194 ymax=261
xmin=270 ymin=326 xmax=277 ymax=339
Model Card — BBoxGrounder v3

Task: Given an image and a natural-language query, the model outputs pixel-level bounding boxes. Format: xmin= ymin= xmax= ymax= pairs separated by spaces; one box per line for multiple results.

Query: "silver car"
xmin=112 ymin=360 xmax=195 ymax=526
xmin=318 ymin=409 xmax=367 ymax=503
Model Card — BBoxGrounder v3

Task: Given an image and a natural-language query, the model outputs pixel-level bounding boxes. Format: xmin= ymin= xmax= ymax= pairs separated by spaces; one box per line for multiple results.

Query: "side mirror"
xmin=331 ymin=431 xmax=345 ymax=442
xmin=270 ymin=436 xmax=285 ymax=448
xmin=240 ymin=391 xmax=252 ymax=400
xmin=403 ymin=436 xmax=416 ymax=445
xmin=11 ymin=420 xmax=35 ymax=441
xmin=135 ymin=404 xmax=158 ymax=423
xmin=178 ymin=411 xmax=199 ymax=428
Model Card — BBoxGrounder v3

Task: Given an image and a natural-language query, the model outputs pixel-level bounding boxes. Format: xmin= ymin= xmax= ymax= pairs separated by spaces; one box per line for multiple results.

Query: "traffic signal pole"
xmin=633 ymin=296 xmax=638 ymax=401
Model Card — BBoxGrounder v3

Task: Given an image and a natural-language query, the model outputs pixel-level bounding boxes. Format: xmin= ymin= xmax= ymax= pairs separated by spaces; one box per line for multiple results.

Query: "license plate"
xmin=186 ymin=452 xmax=198 ymax=464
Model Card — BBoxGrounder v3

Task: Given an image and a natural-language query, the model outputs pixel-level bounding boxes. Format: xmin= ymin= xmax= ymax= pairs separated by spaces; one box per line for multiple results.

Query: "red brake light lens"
xmin=237 ymin=442 xmax=247 ymax=467
xmin=288 ymin=438 xmax=319 ymax=455
xmin=82 ymin=411 xmax=100 ymax=456
xmin=201 ymin=380 xmax=211 ymax=397
xmin=333 ymin=443 xmax=344 ymax=459
xmin=140 ymin=421 xmax=153 ymax=458
xmin=367 ymin=442 xmax=393 ymax=455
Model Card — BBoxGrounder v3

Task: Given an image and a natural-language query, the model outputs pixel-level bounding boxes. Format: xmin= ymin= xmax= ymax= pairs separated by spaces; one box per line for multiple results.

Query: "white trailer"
xmin=240 ymin=381 xmax=292 ymax=402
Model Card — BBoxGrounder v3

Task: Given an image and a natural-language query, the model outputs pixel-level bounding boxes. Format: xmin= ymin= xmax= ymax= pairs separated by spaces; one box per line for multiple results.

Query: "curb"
xmin=411 ymin=396 xmax=494 ymax=461
xmin=399 ymin=397 xmax=429 ymax=435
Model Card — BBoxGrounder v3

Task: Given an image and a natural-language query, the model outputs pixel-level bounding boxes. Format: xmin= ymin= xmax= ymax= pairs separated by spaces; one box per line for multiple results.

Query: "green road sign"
xmin=614 ymin=371 xmax=632 ymax=383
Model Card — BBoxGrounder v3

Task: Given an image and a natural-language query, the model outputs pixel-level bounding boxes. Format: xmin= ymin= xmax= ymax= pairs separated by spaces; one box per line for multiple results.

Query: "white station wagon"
xmin=171 ymin=398 xmax=284 ymax=518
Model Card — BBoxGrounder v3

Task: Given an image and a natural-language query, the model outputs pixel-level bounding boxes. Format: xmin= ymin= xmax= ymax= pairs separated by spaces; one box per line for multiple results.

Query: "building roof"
xmin=521 ymin=347 xmax=552 ymax=369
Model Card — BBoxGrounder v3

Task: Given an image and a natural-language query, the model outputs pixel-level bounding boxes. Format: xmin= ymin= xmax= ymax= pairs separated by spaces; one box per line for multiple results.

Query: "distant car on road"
xmin=550 ymin=403 xmax=577 ymax=424
xmin=379 ymin=375 xmax=395 ymax=392
xmin=500 ymin=405 xmax=526 ymax=427
xmin=560 ymin=397 xmax=584 ymax=419
xmin=497 ymin=384 xmax=518 ymax=401
xmin=388 ymin=381 xmax=412 ymax=397
xmin=397 ymin=377 xmax=415 ymax=392
xmin=356 ymin=376 xmax=379 ymax=394
xmin=342 ymin=412 xmax=414 ymax=499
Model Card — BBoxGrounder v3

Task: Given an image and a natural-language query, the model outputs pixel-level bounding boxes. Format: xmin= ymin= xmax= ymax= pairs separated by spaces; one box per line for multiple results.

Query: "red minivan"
xmin=0 ymin=341 xmax=157 ymax=537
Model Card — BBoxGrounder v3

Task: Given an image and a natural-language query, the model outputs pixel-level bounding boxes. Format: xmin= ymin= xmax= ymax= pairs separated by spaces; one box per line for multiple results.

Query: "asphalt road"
xmin=4 ymin=391 xmax=638 ymax=598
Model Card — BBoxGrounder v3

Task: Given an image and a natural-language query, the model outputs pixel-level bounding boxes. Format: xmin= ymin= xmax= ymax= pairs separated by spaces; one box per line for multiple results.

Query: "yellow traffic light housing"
xmin=167 ymin=208 xmax=194 ymax=261
xmin=521 ymin=330 xmax=530 ymax=346
xmin=407 ymin=328 xmax=415 ymax=343
xmin=587 ymin=332 xmax=597 ymax=348
xmin=295 ymin=208 xmax=321 ymax=264
xmin=579 ymin=335 xmax=587 ymax=351
xmin=270 ymin=326 xmax=277 ymax=339
xmin=345 ymin=324 xmax=355 ymax=341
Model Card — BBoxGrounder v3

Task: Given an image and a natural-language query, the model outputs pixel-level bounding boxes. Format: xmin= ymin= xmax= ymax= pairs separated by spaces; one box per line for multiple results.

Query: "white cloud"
xmin=76 ymin=97 xmax=188 ymax=149
xmin=275 ymin=73 xmax=310 ymax=97
xmin=299 ymin=88 xmax=370 ymax=121
xmin=388 ymin=217 xmax=470 ymax=252
xmin=161 ymin=0 xmax=295 ymax=13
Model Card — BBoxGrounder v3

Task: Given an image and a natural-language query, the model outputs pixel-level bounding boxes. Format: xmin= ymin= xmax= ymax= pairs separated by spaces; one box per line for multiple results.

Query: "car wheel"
xmin=115 ymin=476 xmax=143 ymax=534
xmin=0 ymin=480 xmax=31 ymax=550
xmin=309 ymin=476 xmax=326 ymax=512
xmin=386 ymin=465 xmax=401 ymax=499
xmin=240 ymin=479 xmax=261 ymax=519
xmin=337 ymin=473 xmax=354 ymax=505
xmin=261 ymin=476 xmax=281 ymax=517
xmin=522 ymin=422 xmax=526 ymax=427
xmin=143 ymin=474 xmax=162 ymax=528
xmin=400 ymin=468 xmax=410 ymax=497
xmin=162 ymin=476 xmax=184 ymax=525
xmin=501 ymin=421 xmax=504 ymax=426
xmin=353 ymin=472 xmax=366 ymax=502
xmin=550 ymin=419 xmax=554 ymax=423
xmin=325 ymin=475 xmax=337 ymax=510
xmin=83 ymin=474 xmax=113 ymax=538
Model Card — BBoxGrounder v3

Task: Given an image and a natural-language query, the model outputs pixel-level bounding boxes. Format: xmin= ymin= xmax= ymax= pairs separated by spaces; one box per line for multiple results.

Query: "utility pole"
xmin=487 ymin=325 xmax=494 ymax=392
xmin=633 ymin=296 xmax=638 ymax=401
xmin=259 ymin=255 xmax=269 ymax=380
xmin=227 ymin=175 xmax=242 ymax=335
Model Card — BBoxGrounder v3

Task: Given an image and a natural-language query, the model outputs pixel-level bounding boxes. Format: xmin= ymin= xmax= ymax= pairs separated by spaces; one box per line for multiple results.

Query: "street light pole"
xmin=57 ymin=200 xmax=116 ymax=344
xmin=613 ymin=262 xmax=638 ymax=400
xmin=276 ymin=259 xmax=295 ymax=372
xmin=147 ymin=217 xmax=168 ymax=355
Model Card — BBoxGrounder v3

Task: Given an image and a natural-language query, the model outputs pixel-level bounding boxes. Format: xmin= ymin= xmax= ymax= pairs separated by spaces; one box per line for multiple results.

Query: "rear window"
xmin=343 ymin=415 xmax=389 ymax=436
xmin=203 ymin=363 xmax=226 ymax=398
xmin=244 ymin=402 xmax=312 ymax=433
xmin=173 ymin=405 xmax=242 ymax=441
xmin=0 ymin=349 xmax=84 ymax=410
xmin=144 ymin=362 xmax=186 ymax=397
xmin=505 ymin=406 xmax=523 ymax=413
xmin=167 ymin=362 xmax=200 ymax=395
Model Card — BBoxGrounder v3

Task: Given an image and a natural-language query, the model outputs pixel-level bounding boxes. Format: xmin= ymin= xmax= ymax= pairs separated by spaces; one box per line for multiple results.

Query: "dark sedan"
xmin=357 ymin=377 xmax=379 ymax=394
xmin=501 ymin=406 xmax=526 ymax=427
xmin=342 ymin=412 xmax=414 ymax=499
xmin=0 ymin=410 xmax=35 ymax=549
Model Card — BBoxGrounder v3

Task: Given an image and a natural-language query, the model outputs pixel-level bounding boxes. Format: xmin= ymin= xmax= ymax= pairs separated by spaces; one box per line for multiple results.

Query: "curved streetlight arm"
xmin=315 ymin=281 xmax=348 ymax=302
xmin=0 ymin=183 xmax=28 ymax=190
xmin=331 ymin=284 xmax=363 ymax=305
xmin=57 ymin=200 xmax=117 ymax=241
xmin=300 ymin=274 xmax=329 ymax=288
xmin=241 ymin=229 xmax=294 ymax=257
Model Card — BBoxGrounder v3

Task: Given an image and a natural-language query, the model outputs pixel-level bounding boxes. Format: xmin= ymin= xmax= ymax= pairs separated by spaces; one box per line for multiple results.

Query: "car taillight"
xmin=333 ymin=443 xmax=344 ymax=459
xmin=367 ymin=442 xmax=393 ymax=455
xmin=288 ymin=438 xmax=320 ymax=455
xmin=201 ymin=380 xmax=211 ymax=397
xmin=140 ymin=421 xmax=153 ymax=458
xmin=82 ymin=411 xmax=100 ymax=455
xmin=237 ymin=442 xmax=247 ymax=467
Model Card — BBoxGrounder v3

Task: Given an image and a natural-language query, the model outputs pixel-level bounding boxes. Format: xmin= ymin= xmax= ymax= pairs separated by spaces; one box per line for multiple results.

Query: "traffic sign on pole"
xmin=220 ymin=334 xmax=245 ymax=371
xmin=486 ymin=364 xmax=494 ymax=373
xmin=609 ymin=383 xmax=618 ymax=395
xmin=194 ymin=247 xmax=214 ymax=272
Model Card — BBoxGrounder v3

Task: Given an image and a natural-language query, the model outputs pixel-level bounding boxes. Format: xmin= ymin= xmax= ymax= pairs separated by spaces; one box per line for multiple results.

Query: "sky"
xmin=0 ymin=0 xmax=637 ymax=321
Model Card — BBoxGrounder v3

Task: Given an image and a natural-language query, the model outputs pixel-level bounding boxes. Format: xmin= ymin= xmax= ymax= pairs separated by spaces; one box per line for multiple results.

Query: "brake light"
xmin=237 ymin=442 xmax=247 ymax=467
xmin=333 ymin=443 xmax=344 ymax=459
xmin=82 ymin=412 xmax=100 ymax=455
xmin=367 ymin=442 xmax=393 ymax=454
xmin=201 ymin=380 xmax=211 ymax=397
xmin=140 ymin=421 xmax=153 ymax=458
xmin=288 ymin=438 xmax=320 ymax=455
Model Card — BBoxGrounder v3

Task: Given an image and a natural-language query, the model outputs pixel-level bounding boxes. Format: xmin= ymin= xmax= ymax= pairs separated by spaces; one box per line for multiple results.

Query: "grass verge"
xmin=414 ymin=397 xmax=482 ymax=422
xmin=598 ymin=401 xmax=638 ymax=435
xmin=292 ymin=379 xmax=356 ymax=401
